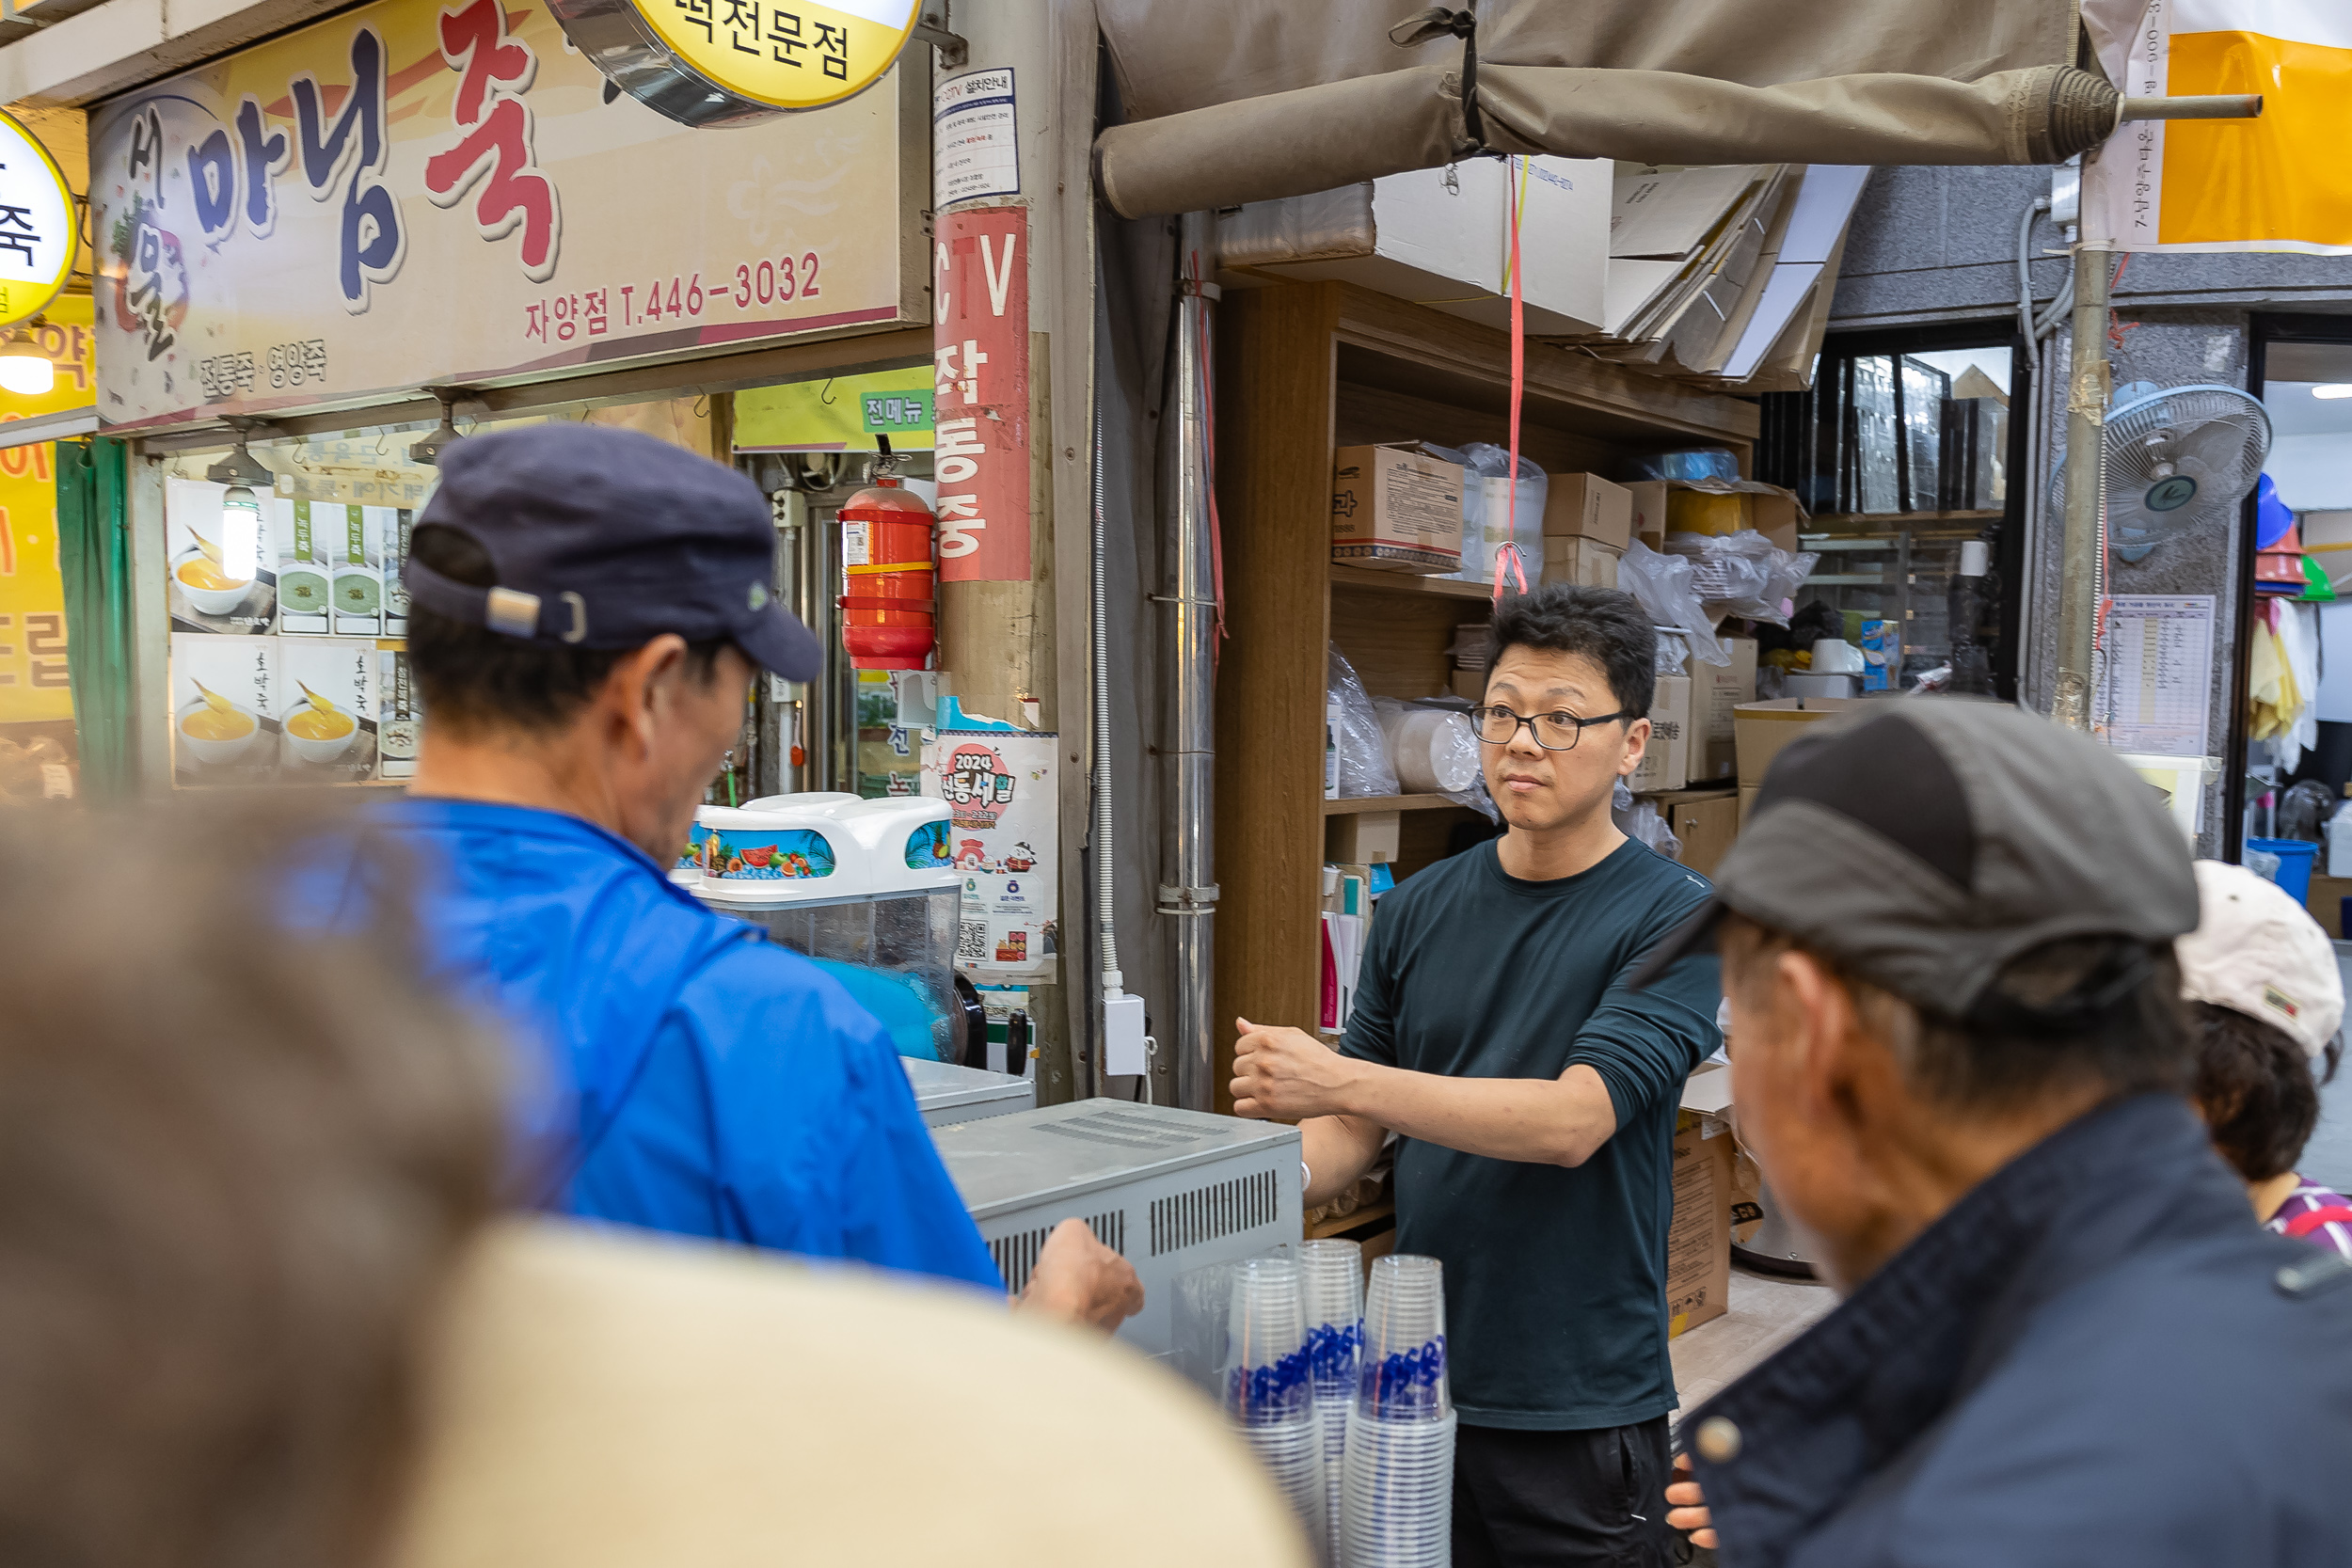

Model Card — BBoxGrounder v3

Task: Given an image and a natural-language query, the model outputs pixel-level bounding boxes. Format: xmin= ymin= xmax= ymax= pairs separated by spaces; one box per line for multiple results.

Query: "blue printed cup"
xmin=1358 ymin=1254 xmax=1451 ymax=1421
xmin=1221 ymin=1257 xmax=1314 ymax=1427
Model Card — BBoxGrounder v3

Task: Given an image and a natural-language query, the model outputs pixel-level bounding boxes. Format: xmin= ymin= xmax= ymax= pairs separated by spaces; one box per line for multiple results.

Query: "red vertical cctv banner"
xmin=933 ymin=207 xmax=1031 ymax=582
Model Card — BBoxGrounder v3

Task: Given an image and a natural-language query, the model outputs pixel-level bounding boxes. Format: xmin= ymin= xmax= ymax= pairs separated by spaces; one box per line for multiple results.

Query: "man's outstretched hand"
xmin=1018 ymin=1217 xmax=1144 ymax=1332
xmin=1665 ymin=1453 xmax=1716 ymax=1549
xmin=1231 ymin=1017 xmax=1359 ymax=1121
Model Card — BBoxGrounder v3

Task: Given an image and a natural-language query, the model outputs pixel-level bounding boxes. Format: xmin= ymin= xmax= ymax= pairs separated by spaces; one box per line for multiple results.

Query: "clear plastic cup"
xmin=1340 ymin=1408 xmax=1455 ymax=1566
xmin=1358 ymin=1254 xmax=1451 ymax=1422
xmin=1223 ymin=1256 xmax=1313 ymax=1426
xmin=1297 ymin=1238 xmax=1361 ymax=1561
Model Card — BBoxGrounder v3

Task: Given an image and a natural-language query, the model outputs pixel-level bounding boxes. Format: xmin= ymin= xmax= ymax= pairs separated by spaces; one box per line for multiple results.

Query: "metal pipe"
xmin=2053 ymin=238 xmax=2114 ymax=730
xmin=1164 ymin=212 xmax=1219 ymax=1114
xmin=1090 ymin=398 xmax=1120 ymax=1101
xmin=2121 ymin=94 xmax=2263 ymax=121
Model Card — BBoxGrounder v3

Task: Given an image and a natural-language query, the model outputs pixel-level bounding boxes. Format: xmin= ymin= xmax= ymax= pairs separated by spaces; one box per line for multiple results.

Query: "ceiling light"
xmin=2312 ymin=384 xmax=2352 ymax=399
xmin=0 ymin=322 xmax=53 ymax=398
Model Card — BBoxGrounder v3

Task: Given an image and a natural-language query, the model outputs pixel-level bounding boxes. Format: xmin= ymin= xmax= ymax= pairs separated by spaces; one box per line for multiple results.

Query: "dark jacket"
xmin=1689 ymin=1093 xmax=2352 ymax=1567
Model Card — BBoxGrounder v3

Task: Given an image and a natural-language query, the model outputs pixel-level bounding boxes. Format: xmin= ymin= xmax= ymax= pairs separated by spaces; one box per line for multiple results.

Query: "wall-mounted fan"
xmin=2050 ymin=382 xmax=2272 ymax=562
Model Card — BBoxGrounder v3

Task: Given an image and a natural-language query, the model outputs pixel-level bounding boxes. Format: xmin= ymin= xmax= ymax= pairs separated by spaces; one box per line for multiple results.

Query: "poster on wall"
xmin=87 ymin=0 xmax=925 ymax=433
xmin=921 ymin=727 xmax=1057 ymax=979
xmin=0 ymin=296 xmax=94 ymax=722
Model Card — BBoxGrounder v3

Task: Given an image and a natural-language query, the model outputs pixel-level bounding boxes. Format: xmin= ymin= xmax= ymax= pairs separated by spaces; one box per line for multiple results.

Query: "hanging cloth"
xmin=55 ymin=438 xmax=136 ymax=800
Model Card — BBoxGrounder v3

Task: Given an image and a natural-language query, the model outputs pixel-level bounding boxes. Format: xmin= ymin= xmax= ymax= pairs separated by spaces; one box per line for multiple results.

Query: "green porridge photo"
xmin=334 ymin=573 xmax=381 ymax=615
xmin=279 ymin=568 xmax=329 ymax=613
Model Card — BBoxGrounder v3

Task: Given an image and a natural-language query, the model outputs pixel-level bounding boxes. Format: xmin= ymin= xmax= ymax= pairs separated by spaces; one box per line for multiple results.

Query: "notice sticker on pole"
xmin=923 ymin=728 xmax=1057 ymax=980
xmin=0 ymin=111 xmax=76 ymax=328
xmin=934 ymin=68 xmax=1019 ymax=207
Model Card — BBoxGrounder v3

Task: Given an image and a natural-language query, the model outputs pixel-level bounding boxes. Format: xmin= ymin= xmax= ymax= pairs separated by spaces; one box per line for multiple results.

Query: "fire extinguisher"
xmin=836 ymin=438 xmax=936 ymax=671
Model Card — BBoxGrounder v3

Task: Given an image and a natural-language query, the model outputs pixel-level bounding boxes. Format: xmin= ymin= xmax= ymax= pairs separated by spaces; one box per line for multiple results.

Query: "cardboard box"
xmin=1332 ymin=444 xmax=1464 ymax=574
xmin=1327 ymin=810 xmax=1402 ymax=864
xmin=1667 ymin=1108 xmax=1735 ymax=1339
xmin=1627 ymin=480 xmax=1669 ymax=550
xmin=1733 ymin=696 xmax=1864 ymax=787
xmin=1739 ymin=783 xmax=1758 ymax=824
xmin=1451 ymin=668 xmax=1487 ymax=703
xmin=1541 ymin=535 xmax=1622 ymax=592
xmin=1543 ymin=472 xmax=1633 ymax=549
xmin=1663 ymin=789 xmax=1740 ymax=879
xmin=1219 ymin=156 xmax=1610 ymax=338
xmin=1630 ymin=674 xmax=1692 ymax=793
xmin=2306 ymin=873 xmax=2352 ymax=939
xmin=1692 ymin=637 xmax=1759 ymax=782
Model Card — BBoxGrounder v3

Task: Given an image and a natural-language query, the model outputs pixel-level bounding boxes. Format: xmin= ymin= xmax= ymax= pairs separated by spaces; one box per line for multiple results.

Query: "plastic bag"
xmin=1625 ymin=448 xmax=1740 ymax=483
xmin=1664 ymin=531 xmax=1819 ymax=626
xmin=1372 ymin=696 xmax=1481 ymax=796
xmin=1617 ymin=800 xmax=1683 ymax=861
xmin=1327 ymin=644 xmax=1400 ymax=798
xmin=1619 ymin=540 xmax=1730 ymax=666
xmin=1455 ymin=443 xmax=1547 ymax=586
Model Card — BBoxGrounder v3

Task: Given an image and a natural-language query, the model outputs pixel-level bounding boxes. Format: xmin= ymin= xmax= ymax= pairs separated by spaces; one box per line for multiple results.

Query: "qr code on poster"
xmin=957 ymin=920 xmax=990 ymax=965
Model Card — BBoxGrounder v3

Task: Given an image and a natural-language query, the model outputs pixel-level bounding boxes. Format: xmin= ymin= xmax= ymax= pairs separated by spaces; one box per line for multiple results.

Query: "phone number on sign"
xmin=522 ymin=253 xmax=825 ymax=344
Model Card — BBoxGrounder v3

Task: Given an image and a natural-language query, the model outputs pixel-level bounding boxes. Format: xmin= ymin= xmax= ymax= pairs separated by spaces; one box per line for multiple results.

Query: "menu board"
xmin=166 ymin=475 xmax=420 ymax=785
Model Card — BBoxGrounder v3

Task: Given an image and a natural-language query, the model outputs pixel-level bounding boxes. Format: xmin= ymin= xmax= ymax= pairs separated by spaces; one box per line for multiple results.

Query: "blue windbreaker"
xmin=375 ymin=798 xmax=1003 ymax=1293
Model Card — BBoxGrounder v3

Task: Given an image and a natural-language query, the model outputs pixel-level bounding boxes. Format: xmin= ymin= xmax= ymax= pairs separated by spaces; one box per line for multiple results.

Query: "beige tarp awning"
xmin=1094 ymin=1 xmax=2113 ymax=218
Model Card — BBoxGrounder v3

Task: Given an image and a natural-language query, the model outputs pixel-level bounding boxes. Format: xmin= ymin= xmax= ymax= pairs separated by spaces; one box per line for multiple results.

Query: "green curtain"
xmin=55 ymin=437 xmax=135 ymax=799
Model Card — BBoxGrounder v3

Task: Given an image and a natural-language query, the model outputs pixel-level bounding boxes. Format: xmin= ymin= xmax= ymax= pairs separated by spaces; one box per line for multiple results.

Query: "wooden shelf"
xmin=1329 ymin=564 xmax=1498 ymax=602
xmin=1805 ymin=509 xmax=2002 ymax=529
xmin=1324 ymin=793 xmax=1462 ymax=816
xmin=1306 ymin=1199 xmax=1396 ymax=1241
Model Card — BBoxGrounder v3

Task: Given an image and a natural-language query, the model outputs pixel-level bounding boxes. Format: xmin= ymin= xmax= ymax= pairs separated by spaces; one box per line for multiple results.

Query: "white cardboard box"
xmin=1692 ymin=638 xmax=1759 ymax=783
xmin=1219 ymin=157 xmax=1608 ymax=336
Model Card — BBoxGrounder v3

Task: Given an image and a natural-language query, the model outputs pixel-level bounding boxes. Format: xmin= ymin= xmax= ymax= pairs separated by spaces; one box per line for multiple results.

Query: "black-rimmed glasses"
xmin=1465 ymin=705 xmax=1637 ymax=752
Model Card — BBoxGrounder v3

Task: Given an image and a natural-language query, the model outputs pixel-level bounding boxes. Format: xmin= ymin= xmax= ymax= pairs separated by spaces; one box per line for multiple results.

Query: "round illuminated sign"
xmin=0 ymin=110 xmax=75 ymax=328
xmin=548 ymin=0 xmax=917 ymax=127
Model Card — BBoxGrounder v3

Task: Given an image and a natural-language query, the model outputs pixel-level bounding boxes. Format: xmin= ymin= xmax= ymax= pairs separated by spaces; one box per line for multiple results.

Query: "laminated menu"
xmin=378 ymin=647 xmax=424 ymax=782
xmin=166 ymin=478 xmax=276 ymax=635
xmin=171 ymin=633 xmax=277 ymax=785
xmin=277 ymin=637 xmax=378 ymax=783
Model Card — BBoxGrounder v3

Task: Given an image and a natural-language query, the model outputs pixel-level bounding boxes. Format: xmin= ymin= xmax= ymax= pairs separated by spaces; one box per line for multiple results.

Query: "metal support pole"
xmin=2053 ymin=238 xmax=2113 ymax=730
xmin=1163 ymin=211 xmax=1219 ymax=1113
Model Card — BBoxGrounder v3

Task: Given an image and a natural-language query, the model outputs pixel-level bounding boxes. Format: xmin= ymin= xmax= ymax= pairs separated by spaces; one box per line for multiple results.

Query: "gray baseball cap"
xmin=1632 ymin=698 xmax=2201 ymax=1021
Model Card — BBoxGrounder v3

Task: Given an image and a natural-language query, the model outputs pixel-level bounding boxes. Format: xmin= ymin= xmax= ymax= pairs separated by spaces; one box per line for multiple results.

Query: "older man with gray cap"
xmin=1646 ymin=699 xmax=2352 ymax=1568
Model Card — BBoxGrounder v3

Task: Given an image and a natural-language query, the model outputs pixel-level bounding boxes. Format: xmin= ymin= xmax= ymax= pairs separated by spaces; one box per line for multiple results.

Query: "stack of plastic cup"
xmin=1298 ymin=1239 xmax=1363 ymax=1563
xmin=1342 ymin=1254 xmax=1454 ymax=1567
xmin=1222 ymin=1256 xmax=1328 ymax=1562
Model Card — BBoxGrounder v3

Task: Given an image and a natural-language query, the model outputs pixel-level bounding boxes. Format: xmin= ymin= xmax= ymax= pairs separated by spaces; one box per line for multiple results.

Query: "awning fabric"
xmin=1093 ymin=1 xmax=2111 ymax=218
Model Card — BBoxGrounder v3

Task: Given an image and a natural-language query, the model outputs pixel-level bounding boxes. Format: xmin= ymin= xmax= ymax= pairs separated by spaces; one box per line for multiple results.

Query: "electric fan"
xmin=2049 ymin=382 xmax=2272 ymax=562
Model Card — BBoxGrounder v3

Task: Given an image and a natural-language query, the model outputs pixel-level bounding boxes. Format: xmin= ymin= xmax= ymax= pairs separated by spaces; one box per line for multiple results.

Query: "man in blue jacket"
xmin=376 ymin=423 xmax=1137 ymax=1330
xmin=1643 ymin=701 xmax=2352 ymax=1566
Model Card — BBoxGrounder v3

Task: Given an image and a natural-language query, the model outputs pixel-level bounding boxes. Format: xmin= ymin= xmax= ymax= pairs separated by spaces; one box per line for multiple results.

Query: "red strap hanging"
xmin=1492 ymin=157 xmax=1531 ymax=605
xmin=2281 ymin=1205 xmax=2352 ymax=1241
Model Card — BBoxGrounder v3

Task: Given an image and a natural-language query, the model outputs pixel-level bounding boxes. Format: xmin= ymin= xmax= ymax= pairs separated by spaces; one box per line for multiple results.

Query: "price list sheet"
xmin=2099 ymin=594 xmax=2215 ymax=758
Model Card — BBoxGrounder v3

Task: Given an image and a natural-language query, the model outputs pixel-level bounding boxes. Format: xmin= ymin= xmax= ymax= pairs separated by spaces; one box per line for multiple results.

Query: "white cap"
xmin=2176 ymin=860 xmax=2344 ymax=1061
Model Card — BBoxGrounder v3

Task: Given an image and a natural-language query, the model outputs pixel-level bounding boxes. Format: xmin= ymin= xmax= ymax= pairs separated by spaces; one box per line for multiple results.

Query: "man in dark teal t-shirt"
xmin=1234 ymin=583 xmax=1722 ymax=1568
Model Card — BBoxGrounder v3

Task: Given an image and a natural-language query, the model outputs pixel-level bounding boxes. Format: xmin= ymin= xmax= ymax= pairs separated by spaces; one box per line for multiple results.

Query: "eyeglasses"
xmin=1466 ymin=705 xmax=1637 ymax=752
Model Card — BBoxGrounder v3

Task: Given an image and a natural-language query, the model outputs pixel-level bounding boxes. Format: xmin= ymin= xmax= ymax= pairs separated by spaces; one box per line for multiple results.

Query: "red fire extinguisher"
xmin=836 ymin=440 xmax=936 ymax=671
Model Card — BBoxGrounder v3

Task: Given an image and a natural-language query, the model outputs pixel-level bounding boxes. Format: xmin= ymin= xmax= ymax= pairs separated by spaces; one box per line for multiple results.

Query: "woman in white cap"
xmin=2179 ymin=860 xmax=2352 ymax=1259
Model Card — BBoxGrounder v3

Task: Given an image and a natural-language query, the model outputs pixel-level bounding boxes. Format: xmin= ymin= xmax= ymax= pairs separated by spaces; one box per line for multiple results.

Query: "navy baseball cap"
xmin=403 ymin=423 xmax=820 ymax=680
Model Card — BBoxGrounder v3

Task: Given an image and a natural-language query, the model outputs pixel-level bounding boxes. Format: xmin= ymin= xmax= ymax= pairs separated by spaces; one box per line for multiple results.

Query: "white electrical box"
xmin=932 ymin=1100 xmax=1303 ymax=1358
xmin=1103 ymin=990 xmax=1149 ymax=1077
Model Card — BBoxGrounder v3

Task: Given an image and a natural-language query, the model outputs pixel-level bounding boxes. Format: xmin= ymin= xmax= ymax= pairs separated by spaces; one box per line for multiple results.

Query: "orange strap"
xmin=844 ymin=562 xmax=936 ymax=577
xmin=837 ymin=595 xmax=936 ymax=613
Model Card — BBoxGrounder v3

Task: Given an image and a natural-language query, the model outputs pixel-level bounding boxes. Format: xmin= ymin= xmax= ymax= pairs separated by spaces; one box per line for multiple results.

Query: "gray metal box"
xmin=932 ymin=1099 xmax=1302 ymax=1357
xmin=901 ymin=1056 xmax=1036 ymax=1127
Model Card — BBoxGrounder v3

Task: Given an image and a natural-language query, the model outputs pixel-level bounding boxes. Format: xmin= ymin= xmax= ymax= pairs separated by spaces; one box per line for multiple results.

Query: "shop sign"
xmin=922 ymin=726 xmax=1057 ymax=979
xmin=0 ymin=295 xmax=93 ymax=723
xmin=733 ymin=362 xmax=933 ymax=451
xmin=546 ymin=0 xmax=918 ymax=127
xmin=933 ymin=205 xmax=1028 ymax=581
xmin=0 ymin=111 xmax=75 ymax=329
xmin=88 ymin=0 xmax=923 ymax=433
